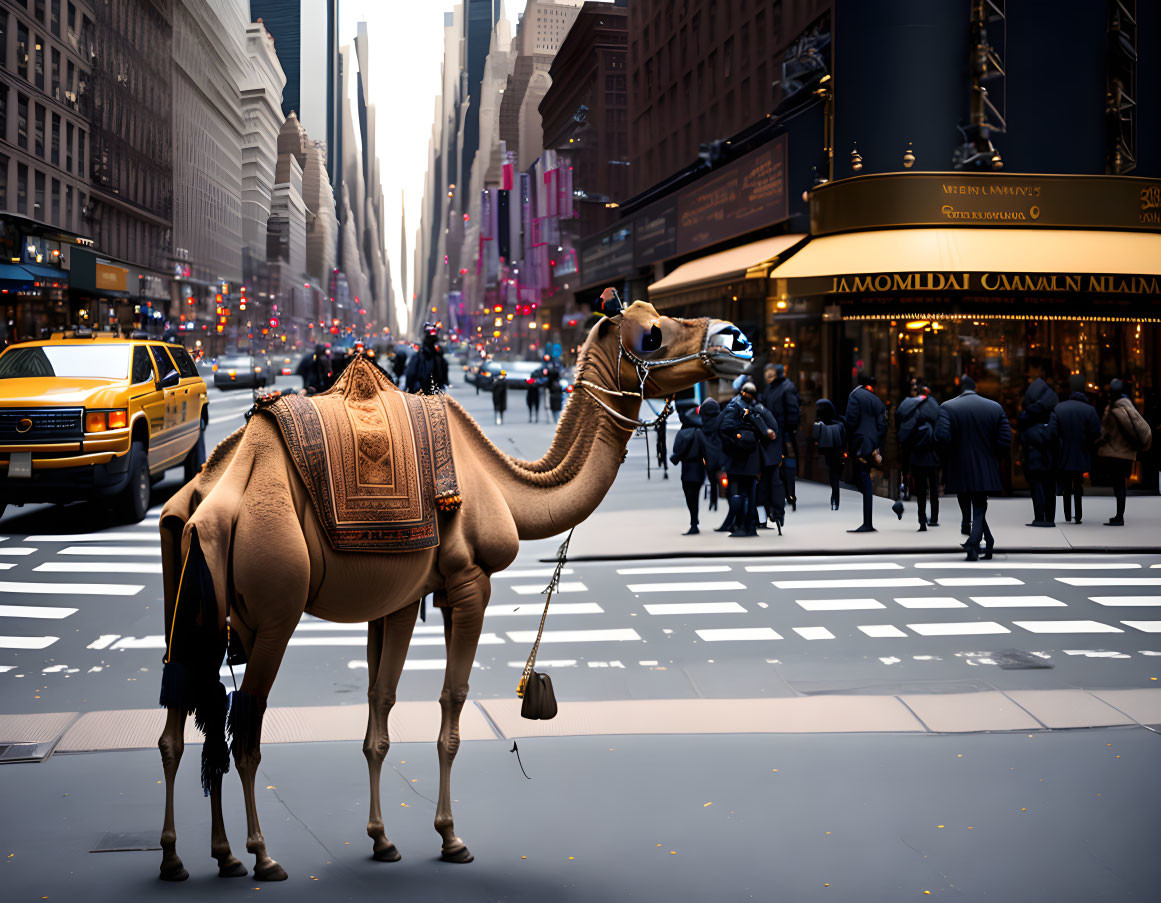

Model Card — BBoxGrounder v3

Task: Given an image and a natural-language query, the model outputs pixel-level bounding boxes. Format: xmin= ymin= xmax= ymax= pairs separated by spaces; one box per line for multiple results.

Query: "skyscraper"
xmin=460 ymin=0 xmax=504 ymax=191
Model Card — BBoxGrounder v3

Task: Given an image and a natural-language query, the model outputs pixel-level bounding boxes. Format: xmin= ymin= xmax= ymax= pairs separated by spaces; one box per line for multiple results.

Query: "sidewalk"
xmin=562 ymin=476 xmax=1161 ymax=560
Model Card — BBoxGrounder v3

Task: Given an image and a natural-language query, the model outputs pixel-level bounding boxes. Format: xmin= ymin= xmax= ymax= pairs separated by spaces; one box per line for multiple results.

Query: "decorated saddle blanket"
xmin=258 ymin=357 xmax=460 ymax=553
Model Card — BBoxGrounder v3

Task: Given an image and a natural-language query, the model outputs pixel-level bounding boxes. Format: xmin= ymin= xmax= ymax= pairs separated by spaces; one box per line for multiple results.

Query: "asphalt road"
xmin=0 ymin=374 xmax=1158 ymax=716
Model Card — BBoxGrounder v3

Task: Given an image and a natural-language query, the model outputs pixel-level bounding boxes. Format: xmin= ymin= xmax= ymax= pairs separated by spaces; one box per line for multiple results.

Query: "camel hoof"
xmin=372 ymin=842 xmax=402 ymax=863
xmin=440 ymin=844 xmax=474 ymax=864
xmin=253 ymin=859 xmax=288 ymax=881
xmin=217 ymin=857 xmax=248 ymax=878
xmin=159 ymin=863 xmax=189 ymax=882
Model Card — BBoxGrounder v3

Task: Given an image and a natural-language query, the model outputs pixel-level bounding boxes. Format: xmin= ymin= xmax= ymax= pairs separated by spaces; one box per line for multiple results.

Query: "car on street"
xmin=0 ymin=329 xmax=208 ymax=521
xmin=212 ymin=352 xmax=270 ymax=390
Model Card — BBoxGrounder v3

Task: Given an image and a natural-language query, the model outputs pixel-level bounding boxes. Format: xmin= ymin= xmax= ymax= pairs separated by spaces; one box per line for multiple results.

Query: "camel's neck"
xmin=446 ymin=354 xmax=640 ymax=540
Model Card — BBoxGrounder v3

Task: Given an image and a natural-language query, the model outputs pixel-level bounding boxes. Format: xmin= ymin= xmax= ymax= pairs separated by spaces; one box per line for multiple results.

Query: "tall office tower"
xmin=240 ymin=21 xmax=287 ymax=263
xmin=460 ymin=0 xmax=503 ymax=191
xmin=399 ymin=193 xmax=408 ymax=319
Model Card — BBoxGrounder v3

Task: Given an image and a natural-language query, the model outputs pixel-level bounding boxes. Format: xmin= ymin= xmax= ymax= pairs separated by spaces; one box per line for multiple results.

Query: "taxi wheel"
xmin=183 ymin=430 xmax=206 ymax=484
xmin=118 ymin=442 xmax=151 ymax=524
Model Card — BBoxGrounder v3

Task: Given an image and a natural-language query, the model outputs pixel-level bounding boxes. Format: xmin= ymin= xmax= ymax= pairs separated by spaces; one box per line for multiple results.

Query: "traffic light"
xmin=269 ymin=317 xmax=279 ymax=329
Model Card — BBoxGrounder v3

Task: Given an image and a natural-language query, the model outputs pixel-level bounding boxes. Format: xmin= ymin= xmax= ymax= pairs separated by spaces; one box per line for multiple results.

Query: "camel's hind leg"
xmin=435 ymin=573 xmax=489 ymax=863
xmin=364 ymin=600 xmax=421 ymax=862
xmin=158 ymin=707 xmax=189 ymax=881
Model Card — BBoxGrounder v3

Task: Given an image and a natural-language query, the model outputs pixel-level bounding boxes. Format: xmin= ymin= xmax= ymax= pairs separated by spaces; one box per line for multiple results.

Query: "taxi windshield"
xmin=0 ymin=344 xmax=132 ymax=380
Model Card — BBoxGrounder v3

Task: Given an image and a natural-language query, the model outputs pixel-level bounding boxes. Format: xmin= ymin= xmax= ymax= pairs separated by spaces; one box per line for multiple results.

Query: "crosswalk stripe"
xmin=58 ymin=546 xmax=161 ymax=556
xmin=695 ymin=627 xmax=782 ymax=641
xmin=893 ymin=597 xmax=967 ymax=609
xmin=1064 ymin=649 xmax=1128 ymax=658
xmin=0 ymin=604 xmax=77 ymax=619
xmin=907 ymin=621 xmax=1010 ymax=636
xmin=934 ymin=577 xmax=1024 ymax=587
xmin=408 ymin=634 xmax=504 ymax=646
xmin=1057 ymin=577 xmax=1161 ymax=587
xmin=772 ymin=577 xmax=931 ymax=589
xmin=914 ymin=562 xmax=1141 ymax=570
xmin=969 ymin=595 xmax=1066 ymax=607
xmin=0 ymin=635 xmax=59 ymax=649
xmin=746 ymin=562 xmax=903 ymax=573
xmin=643 ymin=602 xmax=746 ymax=615
xmin=1013 ymin=620 xmax=1122 ymax=633
xmin=26 ymin=533 xmax=156 ymax=542
xmin=627 ymin=581 xmax=747 ymax=593
xmin=35 ymin=562 xmax=162 ymax=574
xmin=793 ymin=626 xmax=835 ymax=640
xmin=859 ymin=625 xmax=908 ymax=637
xmin=511 ymin=581 xmax=588 ymax=595
xmin=0 ymin=580 xmax=142 ymax=596
xmin=618 ymin=565 xmax=733 ymax=575
xmin=0 ymin=548 xmax=36 ymax=556
xmin=505 ymin=659 xmax=577 ymax=668
xmin=492 ymin=568 xmax=574 ymax=579
xmin=794 ymin=598 xmax=883 ymax=611
xmin=1121 ymin=621 xmax=1161 ymax=633
xmin=1089 ymin=596 xmax=1161 ymax=606
xmin=505 ymin=628 xmax=641 ymax=644
xmin=0 ymin=563 xmax=17 ymax=571
xmin=87 ymin=635 xmax=120 ymax=649
xmin=486 ymin=602 xmax=604 ymax=616
xmin=0 ymin=665 xmax=14 ymax=672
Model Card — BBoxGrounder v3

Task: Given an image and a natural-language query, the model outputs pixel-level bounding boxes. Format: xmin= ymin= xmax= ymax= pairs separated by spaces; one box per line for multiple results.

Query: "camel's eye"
xmin=641 ymin=324 xmax=663 ymax=353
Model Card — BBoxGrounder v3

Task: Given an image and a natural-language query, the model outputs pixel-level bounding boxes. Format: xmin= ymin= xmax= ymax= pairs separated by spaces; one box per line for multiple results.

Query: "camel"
xmin=154 ymin=298 xmax=752 ymax=881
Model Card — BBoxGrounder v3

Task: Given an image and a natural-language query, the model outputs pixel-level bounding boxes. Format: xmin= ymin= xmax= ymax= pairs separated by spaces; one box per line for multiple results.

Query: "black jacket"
xmin=719 ymin=396 xmax=766 ymax=477
xmin=760 ymin=377 xmax=800 ymax=434
xmin=813 ymin=398 xmax=846 ymax=452
xmin=897 ymin=394 xmax=941 ymax=469
xmin=753 ymin=403 xmax=782 ymax=469
xmin=1017 ymin=378 xmax=1060 ymax=472
xmin=843 ymin=385 xmax=888 ymax=460
xmin=405 ymin=343 xmax=449 ymax=394
xmin=670 ymin=412 xmax=707 ymax=484
xmin=698 ymin=400 xmax=725 ymax=475
xmin=1049 ymin=393 xmax=1102 ymax=472
xmin=935 ymin=390 xmax=1012 ymax=494
xmin=491 ymin=380 xmax=508 ymax=412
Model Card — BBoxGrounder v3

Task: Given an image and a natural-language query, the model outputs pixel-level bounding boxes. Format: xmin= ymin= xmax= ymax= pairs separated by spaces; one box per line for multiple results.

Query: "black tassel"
xmin=158 ymin=660 xmax=196 ymax=714
xmin=227 ymin=690 xmax=266 ymax=760
xmin=196 ymin=680 xmax=230 ymax=797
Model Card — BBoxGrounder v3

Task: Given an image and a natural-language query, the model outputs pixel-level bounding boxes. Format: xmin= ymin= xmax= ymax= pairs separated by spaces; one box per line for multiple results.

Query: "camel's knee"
xmin=439 ymin=686 xmax=469 ymax=708
xmin=159 ymin=733 xmax=184 ymax=773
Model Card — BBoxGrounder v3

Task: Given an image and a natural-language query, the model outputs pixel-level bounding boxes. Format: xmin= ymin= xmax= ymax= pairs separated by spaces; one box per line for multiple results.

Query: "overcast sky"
xmin=336 ymin=1 xmax=526 ymax=333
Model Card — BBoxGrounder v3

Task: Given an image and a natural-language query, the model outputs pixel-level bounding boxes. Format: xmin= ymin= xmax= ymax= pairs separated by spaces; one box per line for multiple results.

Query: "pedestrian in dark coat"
xmin=296 ymin=344 xmax=332 ymax=394
xmin=755 ymin=400 xmax=785 ymax=534
xmin=525 ymin=378 xmax=541 ymax=422
xmin=698 ymin=398 xmax=725 ymax=516
xmin=546 ymin=365 xmax=564 ymax=423
xmin=761 ymin=364 xmax=801 ymax=511
xmin=491 ymin=373 xmax=508 ymax=426
xmin=404 ymin=328 xmax=449 ymax=394
xmin=1018 ymin=377 xmax=1060 ymax=526
xmin=1097 ymin=379 xmax=1153 ymax=526
xmin=718 ymin=383 xmax=768 ymax=537
xmin=843 ymin=372 xmax=888 ymax=532
xmin=812 ymin=398 xmax=846 ymax=510
xmin=1048 ymin=374 xmax=1101 ymax=524
xmin=897 ymin=386 xmax=942 ymax=531
xmin=935 ymin=375 xmax=1012 ymax=560
xmin=670 ymin=409 xmax=707 ymax=535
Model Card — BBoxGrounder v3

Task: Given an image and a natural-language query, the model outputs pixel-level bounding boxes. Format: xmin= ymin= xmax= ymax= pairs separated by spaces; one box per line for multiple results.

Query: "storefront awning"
xmin=769 ymin=228 xmax=1161 ymax=295
xmin=648 ymin=234 xmax=807 ymax=298
xmin=0 ymin=262 xmax=68 ymax=286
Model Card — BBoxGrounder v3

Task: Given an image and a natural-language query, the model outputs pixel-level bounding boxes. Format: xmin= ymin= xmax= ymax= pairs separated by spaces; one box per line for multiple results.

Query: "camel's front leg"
xmin=158 ymin=706 xmax=189 ymax=881
xmin=364 ymin=600 xmax=420 ymax=862
xmin=436 ymin=574 xmax=488 ymax=862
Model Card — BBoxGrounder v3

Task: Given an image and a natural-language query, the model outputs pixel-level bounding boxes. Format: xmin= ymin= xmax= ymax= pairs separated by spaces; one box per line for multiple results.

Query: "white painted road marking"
xmin=794 ymin=598 xmax=884 ymax=611
xmin=408 ymin=634 xmax=504 ymax=646
xmin=0 ymin=635 xmax=59 ymax=649
xmin=859 ymin=625 xmax=908 ymax=638
xmin=772 ymin=577 xmax=932 ymax=589
xmin=695 ymin=627 xmax=782 ymax=641
xmin=617 ymin=565 xmax=733 ymax=575
xmin=505 ymin=628 xmax=642 ymax=644
xmin=511 ymin=581 xmax=589 ymax=595
xmin=0 ymin=580 xmax=142 ymax=596
xmin=893 ymin=597 xmax=967 ymax=609
xmin=87 ymin=635 xmax=120 ymax=650
xmin=1013 ymin=620 xmax=1122 ymax=634
xmin=35 ymin=562 xmax=162 ymax=574
xmin=26 ymin=533 xmax=158 ymax=542
xmin=1089 ymin=596 xmax=1161 ymax=606
xmin=0 ymin=564 xmax=17 ymax=571
xmin=486 ymin=602 xmax=604 ymax=617
xmin=0 ymin=548 xmax=36 ymax=556
xmin=934 ymin=577 xmax=1024 ymax=587
xmin=0 ymin=604 xmax=77 ymax=619
xmin=746 ymin=562 xmax=903 ymax=573
xmin=58 ymin=546 xmax=162 ymax=556
xmin=969 ymin=595 xmax=1067 ymax=607
xmin=793 ymin=626 xmax=836 ymax=640
xmin=1121 ymin=621 xmax=1161 ymax=633
xmin=644 ymin=602 xmax=746 ymax=615
xmin=505 ymin=660 xmax=578 ymax=668
xmin=907 ymin=622 xmax=1010 ymax=636
xmin=914 ymin=562 xmax=1141 ymax=570
xmin=1057 ymin=577 xmax=1161 ymax=587
xmin=492 ymin=568 xmax=574 ymax=579
xmin=627 ymin=581 xmax=747 ymax=593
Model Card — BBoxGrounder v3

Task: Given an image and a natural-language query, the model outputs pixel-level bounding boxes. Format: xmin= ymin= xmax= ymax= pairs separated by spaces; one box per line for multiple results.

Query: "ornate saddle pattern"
xmin=259 ymin=357 xmax=459 ymax=553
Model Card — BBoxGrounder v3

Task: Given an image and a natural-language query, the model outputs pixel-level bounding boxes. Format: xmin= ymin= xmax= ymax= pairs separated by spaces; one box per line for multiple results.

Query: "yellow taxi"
xmin=0 ymin=329 xmax=209 ymax=522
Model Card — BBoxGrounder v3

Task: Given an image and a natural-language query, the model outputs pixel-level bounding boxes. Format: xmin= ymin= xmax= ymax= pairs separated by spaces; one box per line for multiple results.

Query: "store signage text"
xmin=826 ymin=272 xmax=1160 ymax=296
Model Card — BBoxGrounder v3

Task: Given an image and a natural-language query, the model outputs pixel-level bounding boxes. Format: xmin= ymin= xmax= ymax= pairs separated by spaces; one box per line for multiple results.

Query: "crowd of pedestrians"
xmin=670 ymin=366 xmax=1155 ymax=562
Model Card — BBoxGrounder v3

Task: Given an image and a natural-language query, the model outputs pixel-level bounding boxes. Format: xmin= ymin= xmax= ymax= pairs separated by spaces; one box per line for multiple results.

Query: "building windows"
xmin=34 ymin=34 xmax=44 ymax=89
xmin=64 ymin=183 xmax=71 ymax=227
xmin=51 ymin=47 xmax=60 ymax=99
xmin=0 ymin=11 xmax=6 ymax=69
xmin=67 ymin=2 xmax=75 ymax=32
xmin=0 ymin=155 xmax=7 ymax=210
xmin=66 ymin=121 xmax=72 ymax=171
xmin=0 ymin=87 xmax=5 ymax=144
xmin=16 ymin=94 xmax=28 ymax=150
xmin=50 ymin=0 xmax=60 ymax=37
xmin=35 ymin=0 xmax=46 ymax=24
xmin=17 ymin=23 xmax=29 ymax=80
xmin=50 ymin=176 xmax=59 ymax=223
xmin=16 ymin=163 xmax=27 ymax=213
xmin=50 ymin=112 xmax=59 ymax=165
xmin=77 ymin=128 xmax=84 ymax=177
xmin=34 ymin=169 xmax=45 ymax=218
xmin=34 ymin=104 xmax=45 ymax=157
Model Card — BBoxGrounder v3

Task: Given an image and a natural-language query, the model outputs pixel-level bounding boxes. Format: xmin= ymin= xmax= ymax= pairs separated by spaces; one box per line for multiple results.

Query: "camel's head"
xmin=586 ymin=291 xmax=752 ymax=396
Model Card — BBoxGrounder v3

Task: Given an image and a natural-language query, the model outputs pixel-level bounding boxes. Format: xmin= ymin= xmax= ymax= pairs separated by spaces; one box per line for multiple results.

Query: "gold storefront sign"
xmin=95 ymin=262 xmax=129 ymax=293
xmin=807 ymin=272 xmax=1161 ymax=297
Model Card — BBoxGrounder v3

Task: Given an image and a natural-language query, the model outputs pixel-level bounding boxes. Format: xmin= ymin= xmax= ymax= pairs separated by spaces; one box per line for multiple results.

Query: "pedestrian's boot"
xmin=928 ymin=498 xmax=940 ymax=527
xmin=714 ymin=507 xmax=735 ymax=532
xmin=683 ymin=523 xmax=699 ymax=536
xmin=727 ymin=497 xmax=750 ymax=537
xmin=917 ymin=504 xmax=927 ymax=532
xmin=892 ymin=497 xmax=905 ymax=520
xmin=964 ymin=543 xmax=980 ymax=562
xmin=1073 ymin=496 xmax=1082 ymax=525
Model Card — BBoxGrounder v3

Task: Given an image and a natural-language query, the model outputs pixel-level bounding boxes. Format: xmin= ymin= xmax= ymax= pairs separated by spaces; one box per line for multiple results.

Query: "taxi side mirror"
xmin=160 ymin=369 xmax=180 ymax=389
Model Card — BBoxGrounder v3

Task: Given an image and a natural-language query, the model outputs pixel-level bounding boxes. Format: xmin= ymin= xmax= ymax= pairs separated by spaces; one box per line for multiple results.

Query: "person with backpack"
xmin=760 ymin=364 xmax=801 ymax=512
xmin=1018 ymin=377 xmax=1061 ymax=527
xmin=670 ymin=408 xmax=707 ymax=535
xmin=812 ymin=398 xmax=846 ymax=510
xmin=896 ymin=384 xmax=942 ymax=531
xmin=1096 ymin=378 xmax=1153 ymax=526
xmin=718 ymin=383 xmax=768 ymax=538
xmin=1049 ymin=374 xmax=1102 ymax=524
xmin=843 ymin=372 xmax=888 ymax=533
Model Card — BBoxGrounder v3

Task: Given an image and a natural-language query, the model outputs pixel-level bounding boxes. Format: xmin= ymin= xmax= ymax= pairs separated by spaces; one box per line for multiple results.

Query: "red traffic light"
xmin=269 ymin=317 xmax=279 ymax=329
